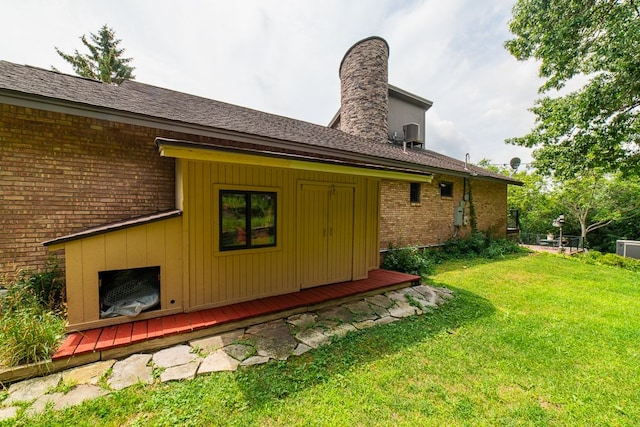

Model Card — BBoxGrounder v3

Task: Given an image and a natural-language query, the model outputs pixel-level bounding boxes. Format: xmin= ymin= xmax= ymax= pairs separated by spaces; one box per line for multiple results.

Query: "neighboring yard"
xmin=3 ymin=253 xmax=639 ymax=426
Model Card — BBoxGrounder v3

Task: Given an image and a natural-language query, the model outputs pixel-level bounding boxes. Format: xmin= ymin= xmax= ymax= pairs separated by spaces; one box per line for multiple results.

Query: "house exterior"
xmin=0 ymin=36 xmax=519 ymax=330
xmin=331 ymin=37 xmax=515 ymax=248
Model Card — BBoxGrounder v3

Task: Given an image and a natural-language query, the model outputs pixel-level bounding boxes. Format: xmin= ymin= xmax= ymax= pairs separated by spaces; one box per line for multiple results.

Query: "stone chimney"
xmin=338 ymin=36 xmax=389 ymax=143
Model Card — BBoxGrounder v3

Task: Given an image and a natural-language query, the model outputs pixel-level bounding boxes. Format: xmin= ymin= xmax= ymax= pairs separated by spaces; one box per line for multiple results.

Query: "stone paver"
xmin=292 ymin=343 xmax=312 ymax=356
xmin=286 ymin=313 xmax=317 ymax=330
xmin=5 ymin=373 xmax=61 ymax=405
xmin=1 ymin=283 xmax=454 ymax=421
xmin=343 ymin=301 xmax=378 ymax=322
xmin=190 ymin=329 xmax=244 ymax=354
xmin=25 ymin=393 xmax=57 ymax=417
xmin=368 ymin=303 xmax=391 ymax=318
xmin=153 ymin=345 xmax=198 ymax=368
xmin=413 ymin=285 xmax=439 ymax=305
xmin=0 ymin=406 xmax=18 ymax=421
xmin=198 ymin=350 xmax=240 ymax=374
xmin=353 ymin=319 xmax=377 ymax=330
xmin=241 ymin=356 xmax=270 ymax=366
xmin=224 ymin=344 xmax=254 ymax=361
xmin=62 ymin=360 xmax=115 ymax=385
xmin=388 ymin=303 xmax=419 ymax=318
xmin=295 ymin=327 xmax=330 ymax=349
xmin=325 ymin=322 xmax=357 ymax=338
xmin=108 ymin=354 xmax=153 ymax=390
xmin=386 ymin=289 xmax=410 ymax=303
xmin=247 ymin=319 xmax=298 ymax=360
xmin=53 ymin=384 xmax=108 ymax=410
xmin=367 ymin=294 xmax=393 ymax=308
xmin=160 ymin=361 xmax=200 ymax=382
xmin=316 ymin=306 xmax=354 ymax=323
xmin=375 ymin=316 xmax=401 ymax=326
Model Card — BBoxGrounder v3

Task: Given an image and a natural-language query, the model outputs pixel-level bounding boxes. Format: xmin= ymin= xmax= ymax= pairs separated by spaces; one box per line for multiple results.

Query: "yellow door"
xmin=298 ymin=183 xmax=354 ymax=288
xmin=327 ymin=186 xmax=354 ymax=283
xmin=299 ymin=184 xmax=329 ymax=288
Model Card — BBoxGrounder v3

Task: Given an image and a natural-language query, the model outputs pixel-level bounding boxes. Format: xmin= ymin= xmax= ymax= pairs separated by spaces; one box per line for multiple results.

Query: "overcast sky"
xmin=2 ymin=0 xmax=543 ymax=166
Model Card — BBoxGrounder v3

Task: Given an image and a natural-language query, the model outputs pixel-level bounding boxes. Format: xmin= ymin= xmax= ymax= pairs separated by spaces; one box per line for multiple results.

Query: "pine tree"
xmin=54 ymin=24 xmax=135 ymax=84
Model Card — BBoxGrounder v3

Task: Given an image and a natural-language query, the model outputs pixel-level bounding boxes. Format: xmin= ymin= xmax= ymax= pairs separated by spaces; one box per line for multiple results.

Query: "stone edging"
xmin=0 ymin=284 xmax=453 ymax=421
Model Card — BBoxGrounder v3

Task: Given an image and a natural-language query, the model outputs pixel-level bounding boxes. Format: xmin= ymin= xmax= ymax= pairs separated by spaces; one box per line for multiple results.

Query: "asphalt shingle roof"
xmin=0 ymin=60 xmax=519 ymax=184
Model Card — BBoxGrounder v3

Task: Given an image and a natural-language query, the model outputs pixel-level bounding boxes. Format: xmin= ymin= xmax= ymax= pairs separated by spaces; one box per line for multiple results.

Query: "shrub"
xmin=574 ymin=251 xmax=640 ymax=272
xmin=441 ymin=233 xmax=526 ymax=260
xmin=0 ymin=259 xmax=67 ymax=367
xmin=11 ymin=257 xmax=66 ymax=314
xmin=381 ymin=246 xmax=436 ymax=279
xmin=0 ymin=302 xmax=66 ymax=366
xmin=483 ymin=238 xmax=527 ymax=259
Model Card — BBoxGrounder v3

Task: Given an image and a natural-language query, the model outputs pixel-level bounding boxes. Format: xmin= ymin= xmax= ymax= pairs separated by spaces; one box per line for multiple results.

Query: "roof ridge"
xmin=0 ymin=59 xmax=521 ymax=185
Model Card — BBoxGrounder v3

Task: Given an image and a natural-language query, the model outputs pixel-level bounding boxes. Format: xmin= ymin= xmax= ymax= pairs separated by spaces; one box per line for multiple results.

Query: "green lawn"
xmin=6 ymin=253 xmax=640 ymax=426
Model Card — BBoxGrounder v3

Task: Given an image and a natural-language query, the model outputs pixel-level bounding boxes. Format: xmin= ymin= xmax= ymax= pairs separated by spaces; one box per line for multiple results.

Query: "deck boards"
xmin=52 ymin=269 xmax=419 ymax=360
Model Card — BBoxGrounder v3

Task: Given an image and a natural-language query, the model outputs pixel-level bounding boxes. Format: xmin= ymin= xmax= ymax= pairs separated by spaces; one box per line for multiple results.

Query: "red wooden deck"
xmin=53 ymin=269 xmax=420 ymax=360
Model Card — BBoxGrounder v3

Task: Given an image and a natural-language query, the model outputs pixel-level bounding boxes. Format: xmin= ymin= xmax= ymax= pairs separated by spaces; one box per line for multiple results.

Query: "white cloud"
xmin=0 ymin=0 xmax=542 ymax=165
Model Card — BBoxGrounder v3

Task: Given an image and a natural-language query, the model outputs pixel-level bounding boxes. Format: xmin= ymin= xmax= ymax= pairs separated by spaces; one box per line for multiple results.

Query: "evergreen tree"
xmin=54 ymin=24 xmax=135 ymax=84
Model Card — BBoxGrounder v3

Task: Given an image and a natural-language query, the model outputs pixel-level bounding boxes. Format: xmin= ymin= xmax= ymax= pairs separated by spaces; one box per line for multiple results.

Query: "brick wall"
xmin=379 ymin=174 xmax=507 ymax=249
xmin=471 ymin=178 xmax=508 ymax=238
xmin=0 ymin=104 xmax=176 ymax=275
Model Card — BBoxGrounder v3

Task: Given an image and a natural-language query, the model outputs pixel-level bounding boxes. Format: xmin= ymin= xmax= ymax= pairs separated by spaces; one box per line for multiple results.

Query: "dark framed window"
xmin=410 ymin=182 xmax=421 ymax=203
xmin=440 ymin=182 xmax=453 ymax=198
xmin=220 ymin=191 xmax=276 ymax=251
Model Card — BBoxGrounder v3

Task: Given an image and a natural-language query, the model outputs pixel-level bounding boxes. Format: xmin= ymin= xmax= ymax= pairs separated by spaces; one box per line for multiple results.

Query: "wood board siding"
xmin=183 ymin=160 xmax=379 ymax=311
xmin=59 ymin=217 xmax=183 ymax=330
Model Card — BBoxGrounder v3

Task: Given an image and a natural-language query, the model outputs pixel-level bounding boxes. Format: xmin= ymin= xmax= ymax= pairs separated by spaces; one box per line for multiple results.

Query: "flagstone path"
xmin=0 ymin=284 xmax=453 ymax=421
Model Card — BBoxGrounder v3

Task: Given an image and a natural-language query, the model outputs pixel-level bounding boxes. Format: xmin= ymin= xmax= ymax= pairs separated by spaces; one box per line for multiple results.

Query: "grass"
xmin=3 ymin=253 xmax=639 ymax=426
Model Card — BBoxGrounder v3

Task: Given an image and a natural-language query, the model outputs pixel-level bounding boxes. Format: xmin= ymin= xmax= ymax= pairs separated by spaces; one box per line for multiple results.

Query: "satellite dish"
xmin=509 ymin=157 xmax=521 ymax=170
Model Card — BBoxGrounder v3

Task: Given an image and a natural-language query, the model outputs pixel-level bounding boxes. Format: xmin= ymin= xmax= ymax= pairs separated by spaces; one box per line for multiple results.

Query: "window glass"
xmin=250 ymin=193 xmax=276 ymax=246
xmin=220 ymin=191 xmax=276 ymax=251
xmin=440 ymin=182 xmax=453 ymax=198
xmin=410 ymin=182 xmax=421 ymax=203
xmin=221 ymin=193 xmax=247 ymax=249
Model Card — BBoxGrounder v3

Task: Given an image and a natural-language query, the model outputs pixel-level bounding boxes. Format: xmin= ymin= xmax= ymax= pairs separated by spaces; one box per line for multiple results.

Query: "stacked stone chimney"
xmin=338 ymin=36 xmax=389 ymax=143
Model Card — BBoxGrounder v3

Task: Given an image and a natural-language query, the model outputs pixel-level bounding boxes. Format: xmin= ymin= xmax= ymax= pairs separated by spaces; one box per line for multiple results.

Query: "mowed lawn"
xmin=6 ymin=253 xmax=640 ymax=426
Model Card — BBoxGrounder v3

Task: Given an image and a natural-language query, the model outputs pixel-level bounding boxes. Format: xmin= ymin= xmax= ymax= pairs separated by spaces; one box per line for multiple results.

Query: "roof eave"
xmin=156 ymin=138 xmax=434 ymax=183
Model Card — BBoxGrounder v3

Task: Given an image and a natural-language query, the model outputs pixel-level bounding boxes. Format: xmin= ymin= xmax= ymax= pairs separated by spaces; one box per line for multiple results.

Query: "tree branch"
xmin=629 ymin=0 xmax=640 ymax=18
xmin=585 ymin=220 xmax=613 ymax=233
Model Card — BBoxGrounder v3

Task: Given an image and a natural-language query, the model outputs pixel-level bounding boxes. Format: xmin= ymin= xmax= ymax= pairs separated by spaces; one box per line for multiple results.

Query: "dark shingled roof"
xmin=0 ymin=60 xmax=520 ymax=184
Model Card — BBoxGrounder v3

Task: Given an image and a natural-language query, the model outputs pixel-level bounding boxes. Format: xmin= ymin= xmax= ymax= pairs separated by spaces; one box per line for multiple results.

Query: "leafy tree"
xmin=587 ymin=175 xmax=640 ymax=251
xmin=554 ymin=171 xmax=615 ymax=241
xmin=509 ymin=169 xmax=563 ymax=235
xmin=54 ymin=24 xmax=135 ymax=84
xmin=477 ymin=160 xmax=561 ymax=236
xmin=505 ymin=0 xmax=640 ymax=179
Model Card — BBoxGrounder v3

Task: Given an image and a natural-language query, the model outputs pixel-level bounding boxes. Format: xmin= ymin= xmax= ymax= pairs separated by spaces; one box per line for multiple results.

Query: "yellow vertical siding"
xmin=64 ymin=241 xmax=85 ymax=327
xmin=59 ymin=217 xmax=183 ymax=330
xmin=79 ymin=237 xmax=105 ymax=324
xmin=183 ymin=160 xmax=380 ymax=311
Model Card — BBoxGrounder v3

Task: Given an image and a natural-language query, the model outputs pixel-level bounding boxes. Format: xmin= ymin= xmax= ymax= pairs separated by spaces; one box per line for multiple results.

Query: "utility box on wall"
xmin=616 ymin=240 xmax=640 ymax=259
xmin=454 ymin=204 xmax=464 ymax=226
